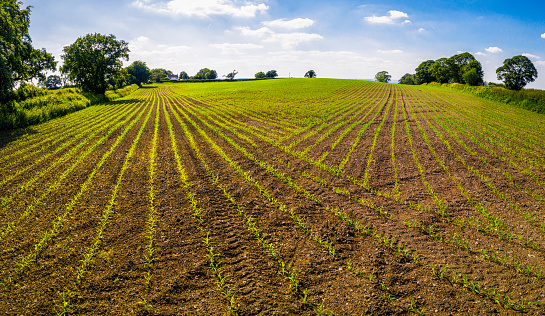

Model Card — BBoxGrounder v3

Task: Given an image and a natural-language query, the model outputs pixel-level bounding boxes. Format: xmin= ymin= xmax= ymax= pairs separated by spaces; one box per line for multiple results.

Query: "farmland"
xmin=1 ymin=78 xmax=545 ymax=315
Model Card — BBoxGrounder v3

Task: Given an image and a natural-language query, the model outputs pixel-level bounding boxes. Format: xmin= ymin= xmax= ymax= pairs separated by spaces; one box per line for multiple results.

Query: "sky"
xmin=21 ymin=0 xmax=545 ymax=88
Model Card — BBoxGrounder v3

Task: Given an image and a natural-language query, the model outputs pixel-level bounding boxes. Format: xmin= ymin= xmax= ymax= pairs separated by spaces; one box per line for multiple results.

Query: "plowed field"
xmin=1 ymin=79 xmax=545 ymax=315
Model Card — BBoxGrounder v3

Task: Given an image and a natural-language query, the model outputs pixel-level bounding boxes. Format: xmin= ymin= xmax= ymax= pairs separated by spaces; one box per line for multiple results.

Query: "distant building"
xmin=167 ymin=74 xmax=178 ymax=80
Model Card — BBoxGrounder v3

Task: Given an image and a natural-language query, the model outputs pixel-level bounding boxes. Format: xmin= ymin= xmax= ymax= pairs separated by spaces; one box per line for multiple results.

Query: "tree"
xmin=195 ymin=68 xmax=218 ymax=80
xmin=1 ymin=0 xmax=57 ymax=102
xmin=304 ymin=70 xmax=316 ymax=78
xmin=255 ymin=71 xmax=266 ymax=79
xmin=108 ymin=68 xmax=129 ymax=90
xmin=375 ymin=71 xmax=391 ymax=83
xmin=496 ymin=55 xmax=538 ymax=90
xmin=126 ymin=61 xmax=150 ymax=87
xmin=42 ymin=75 xmax=62 ymax=90
xmin=399 ymin=73 xmax=416 ymax=85
xmin=447 ymin=52 xmax=484 ymax=85
xmin=265 ymin=70 xmax=278 ymax=78
xmin=415 ymin=60 xmax=436 ymax=84
xmin=429 ymin=58 xmax=450 ymax=84
xmin=150 ymin=68 xmax=170 ymax=82
xmin=60 ymin=33 xmax=129 ymax=95
xmin=224 ymin=70 xmax=238 ymax=80
xmin=179 ymin=71 xmax=189 ymax=80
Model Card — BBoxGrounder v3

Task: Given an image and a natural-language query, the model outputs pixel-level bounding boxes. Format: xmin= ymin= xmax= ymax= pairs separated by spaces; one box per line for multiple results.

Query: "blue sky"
xmin=22 ymin=0 xmax=545 ymax=88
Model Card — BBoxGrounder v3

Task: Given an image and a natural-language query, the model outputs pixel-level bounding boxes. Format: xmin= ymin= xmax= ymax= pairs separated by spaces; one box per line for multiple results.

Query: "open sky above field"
xmin=22 ymin=0 xmax=545 ymax=88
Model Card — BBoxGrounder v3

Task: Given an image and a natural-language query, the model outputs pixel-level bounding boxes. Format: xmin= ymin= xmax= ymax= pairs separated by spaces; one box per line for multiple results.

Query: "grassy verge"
xmin=0 ymin=84 xmax=140 ymax=130
xmin=423 ymin=82 xmax=545 ymax=114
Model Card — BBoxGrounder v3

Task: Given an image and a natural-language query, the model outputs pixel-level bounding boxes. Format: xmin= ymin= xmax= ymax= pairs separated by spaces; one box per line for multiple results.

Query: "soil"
xmin=1 ymin=83 xmax=545 ymax=315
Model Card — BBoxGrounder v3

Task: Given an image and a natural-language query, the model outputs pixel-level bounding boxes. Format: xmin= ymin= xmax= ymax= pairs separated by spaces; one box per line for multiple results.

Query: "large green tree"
xmin=496 ymin=55 xmax=538 ymax=90
xmin=399 ymin=73 xmax=416 ymax=85
xmin=429 ymin=58 xmax=450 ymax=84
xmin=415 ymin=60 xmax=436 ymax=84
xmin=304 ymin=70 xmax=316 ymax=78
xmin=126 ymin=60 xmax=150 ymax=87
xmin=375 ymin=71 xmax=391 ymax=83
xmin=60 ymin=33 xmax=129 ymax=94
xmin=195 ymin=68 xmax=218 ymax=79
xmin=1 ymin=0 xmax=57 ymax=102
xmin=265 ymin=70 xmax=278 ymax=78
xmin=447 ymin=52 xmax=484 ymax=85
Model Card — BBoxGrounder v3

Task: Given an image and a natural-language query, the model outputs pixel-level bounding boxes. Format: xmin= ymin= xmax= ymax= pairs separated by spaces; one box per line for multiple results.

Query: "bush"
xmin=424 ymin=83 xmax=545 ymax=114
xmin=0 ymin=84 xmax=140 ymax=130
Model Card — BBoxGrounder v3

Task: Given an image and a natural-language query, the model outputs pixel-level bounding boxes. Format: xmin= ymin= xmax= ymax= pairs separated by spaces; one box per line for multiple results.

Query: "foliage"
xmin=0 ymin=0 xmax=57 ymax=102
xmin=107 ymin=68 xmax=129 ymax=90
xmin=126 ymin=61 xmax=151 ymax=87
xmin=425 ymin=82 xmax=545 ymax=114
xmin=266 ymin=70 xmax=278 ymax=78
xmin=150 ymin=68 xmax=169 ymax=82
xmin=415 ymin=60 xmax=436 ymax=84
xmin=0 ymin=89 xmax=90 ymax=130
xmin=429 ymin=58 xmax=450 ymax=84
xmin=496 ymin=55 xmax=538 ymax=90
xmin=255 ymin=71 xmax=266 ymax=79
xmin=447 ymin=52 xmax=484 ymax=86
xmin=41 ymin=75 xmax=62 ymax=90
xmin=224 ymin=70 xmax=238 ymax=80
xmin=305 ymin=70 xmax=316 ymax=78
xmin=374 ymin=71 xmax=391 ymax=83
xmin=399 ymin=73 xmax=416 ymax=85
xmin=104 ymin=84 xmax=139 ymax=101
xmin=194 ymin=68 xmax=218 ymax=80
xmin=179 ymin=71 xmax=189 ymax=80
xmin=60 ymin=33 xmax=129 ymax=95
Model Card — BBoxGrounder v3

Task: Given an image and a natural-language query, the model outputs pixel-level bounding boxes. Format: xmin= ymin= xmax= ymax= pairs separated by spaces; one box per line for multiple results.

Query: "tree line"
xmin=396 ymin=52 xmax=538 ymax=90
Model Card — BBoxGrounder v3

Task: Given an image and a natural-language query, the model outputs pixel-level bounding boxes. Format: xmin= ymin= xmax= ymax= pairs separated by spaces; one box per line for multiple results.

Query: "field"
xmin=1 ymin=78 xmax=545 ymax=315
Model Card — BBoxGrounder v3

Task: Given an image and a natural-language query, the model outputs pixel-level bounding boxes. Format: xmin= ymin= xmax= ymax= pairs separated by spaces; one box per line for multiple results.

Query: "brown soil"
xmin=1 ymin=83 xmax=544 ymax=315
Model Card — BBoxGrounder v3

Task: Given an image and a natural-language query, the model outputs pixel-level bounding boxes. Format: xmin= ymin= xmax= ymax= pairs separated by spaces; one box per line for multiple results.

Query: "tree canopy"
xmin=398 ymin=73 xmax=416 ymax=85
xmin=41 ymin=75 xmax=62 ymax=90
xmin=496 ymin=55 xmax=538 ymax=90
xmin=375 ymin=71 xmax=391 ymax=83
xmin=60 ymin=33 xmax=129 ymax=95
xmin=304 ymin=70 xmax=316 ymax=78
xmin=195 ymin=68 xmax=218 ymax=80
xmin=150 ymin=68 xmax=170 ymax=82
xmin=1 ymin=0 xmax=57 ymax=102
xmin=126 ymin=60 xmax=150 ymax=87
xmin=415 ymin=60 xmax=436 ymax=84
xmin=265 ymin=70 xmax=278 ymax=78
xmin=412 ymin=53 xmax=484 ymax=86
xmin=179 ymin=71 xmax=189 ymax=80
xmin=224 ymin=70 xmax=238 ymax=80
xmin=255 ymin=71 xmax=266 ymax=79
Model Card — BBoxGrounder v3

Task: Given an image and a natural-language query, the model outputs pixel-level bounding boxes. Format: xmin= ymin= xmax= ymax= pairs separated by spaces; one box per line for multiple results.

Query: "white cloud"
xmin=131 ymin=0 xmax=268 ymax=18
xmin=128 ymin=36 xmax=191 ymax=66
xmin=485 ymin=46 xmax=503 ymax=54
xmin=234 ymin=26 xmax=273 ymax=37
xmin=541 ymin=33 xmax=545 ymax=39
xmin=475 ymin=52 xmax=486 ymax=56
xmin=377 ymin=49 xmax=403 ymax=54
xmin=402 ymin=20 xmax=411 ymax=24
xmin=210 ymin=43 xmax=263 ymax=54
xmin=235 ymin=26 xmax=323 ymax=49
xmin=263 ymin=33 xmax=323 ymax=49
xmin=417 ymin=28 xmax=426 ymax=33
xmin=263 ymin=18 xmax=315 ymax=30
xmin=535 ymin=61 xmax=545 ymax=67
xmin=522 ymin=53 xmax=541 ymax=59
xmin=365 ymin=10 xmax=409 ymax=24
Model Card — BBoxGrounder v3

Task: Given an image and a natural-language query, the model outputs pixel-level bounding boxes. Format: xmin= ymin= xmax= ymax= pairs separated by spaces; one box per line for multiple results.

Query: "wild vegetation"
xmin=1 ymin=79 xmax=544 ymax=315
